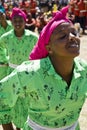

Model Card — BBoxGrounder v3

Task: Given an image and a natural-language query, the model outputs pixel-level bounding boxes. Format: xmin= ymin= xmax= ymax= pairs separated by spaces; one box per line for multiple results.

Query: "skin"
xmin=0 ymin=12 xmax=8 ymax=29
xmin=11 ymin=15 xmax=26 ymax=37
xmin=2 ymin=123 xmax=14 ymax=130
xmin=46 ymin=22 xmax=80 ymax=86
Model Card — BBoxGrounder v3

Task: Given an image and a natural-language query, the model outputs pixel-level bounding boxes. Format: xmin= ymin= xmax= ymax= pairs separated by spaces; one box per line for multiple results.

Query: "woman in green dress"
xmin=0 ymin=7 xmax=38 ymax=130
xmin=0 ymin=5 xmax=87 ymax=130
xmin=0 ymin=5 xmax=13 ymax=130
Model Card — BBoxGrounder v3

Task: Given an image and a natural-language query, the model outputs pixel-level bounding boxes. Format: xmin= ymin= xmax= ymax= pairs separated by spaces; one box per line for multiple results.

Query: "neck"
xmin=14 ymin=30 xmax=24 ymax=37
xmin=1 ymin=21 xmax=8 ymax=29
xmin=50 ymin=56 xmax=74 ymax=85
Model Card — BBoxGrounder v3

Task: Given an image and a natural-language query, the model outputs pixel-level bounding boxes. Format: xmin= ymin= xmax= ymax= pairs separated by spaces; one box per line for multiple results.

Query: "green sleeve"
xmin=0 ymin=47 xmax=9 ymax=63
xmin=0 ymin=70 xmax=21 ymax=108
xmin=0 ymin=37 xmax=7 ymax=49
xmin=0 ymin=61 xmax=32 ymax=108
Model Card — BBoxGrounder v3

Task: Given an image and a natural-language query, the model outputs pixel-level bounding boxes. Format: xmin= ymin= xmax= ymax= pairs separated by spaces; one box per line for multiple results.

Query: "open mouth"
xmin=67 ymin=40 xmax=80 ymax=53
xmin=69 ymin=44 xmax=79 ymax=48
xmin=16 ymin=26 xmax=20 ymax=29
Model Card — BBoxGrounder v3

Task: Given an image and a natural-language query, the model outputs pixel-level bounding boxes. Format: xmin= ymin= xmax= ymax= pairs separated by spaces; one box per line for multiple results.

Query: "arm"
xmin=0 ymin=60 xmax=32 ymax=108
xmin=0 ymin=70 xmax=21 ymax=108
xmin=0 ymin=35 xmax=7 ymax=48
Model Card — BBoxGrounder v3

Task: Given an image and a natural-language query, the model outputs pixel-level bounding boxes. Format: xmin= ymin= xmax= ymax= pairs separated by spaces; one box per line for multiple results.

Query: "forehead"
xmin=52 ymin=22 xmax=74 ymax=34
xmin=49 ymin=22 xmax=76 ymax=41
xmin=12 ymin=15 xmax=24 ymax=20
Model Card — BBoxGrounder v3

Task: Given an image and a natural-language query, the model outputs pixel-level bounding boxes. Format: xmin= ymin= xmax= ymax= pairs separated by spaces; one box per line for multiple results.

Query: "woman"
xmin=0 ymin=5 xmax=12 ymax=81
xmin=0 ymin=5 xmax=13 ymax=130
xmin=0 ymin=7 xmax=38 ymax=130
xmin=0 ymin=6 xmax=87 ymax=130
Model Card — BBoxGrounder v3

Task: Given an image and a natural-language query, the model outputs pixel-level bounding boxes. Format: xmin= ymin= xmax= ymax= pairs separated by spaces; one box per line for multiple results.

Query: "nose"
xmin=69 ymin=33 xmax=76 ymax=40
xmin=69 ymin=32 xmax=80 ymax=44
xmin=15 ymin=22 xmax=20 ymax=26
xmin=69 ymin=32 xmax=80 ymax=41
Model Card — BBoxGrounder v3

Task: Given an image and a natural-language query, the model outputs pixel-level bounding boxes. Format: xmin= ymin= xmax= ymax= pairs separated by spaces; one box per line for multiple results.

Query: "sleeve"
xmin=0 ymin=70 xmax=21 ymax=108
xmin=0 ymin=61 xmax=33 ymax=108
xmin=0 ymin=37 xmax=6 ymax=49
xmin=0 ymin=46 xmax=9 ymax=64
xmin=0 ymin=36 xmax=9 ymax=63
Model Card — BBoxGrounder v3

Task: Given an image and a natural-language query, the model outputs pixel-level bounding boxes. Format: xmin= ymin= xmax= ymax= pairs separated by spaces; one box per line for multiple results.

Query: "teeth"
xmin=16 ymin=26 xmax=20 ymax=28
xmin=70 ymin=44 xmax=79 ymax=47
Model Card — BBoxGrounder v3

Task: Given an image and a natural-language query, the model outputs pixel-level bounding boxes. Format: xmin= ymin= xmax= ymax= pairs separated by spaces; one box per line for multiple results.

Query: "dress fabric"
xmin=0 ymin=57 xmax=87 ymax=129
xmin=0 ymin=29 xmax=38 ymax=127
xmin=0 ymin=20 xmax=13 ymax=124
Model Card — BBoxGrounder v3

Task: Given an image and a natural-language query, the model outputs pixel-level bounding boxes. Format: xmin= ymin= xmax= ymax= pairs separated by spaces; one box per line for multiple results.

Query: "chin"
xmin=67 ymin=51 xmax=80 ymax=59
xmin=72 ymin=52 xmax=80 ymax=58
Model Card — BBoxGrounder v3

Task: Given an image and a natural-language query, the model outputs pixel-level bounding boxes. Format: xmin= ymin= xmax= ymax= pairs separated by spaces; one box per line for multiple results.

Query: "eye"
xmin=72 ymin=32 xmax=77 ymax=36
xmin=0 ymin=13 xmax=3 ymax=15
xmin=60 ymin=34 xmax=67 ymax=39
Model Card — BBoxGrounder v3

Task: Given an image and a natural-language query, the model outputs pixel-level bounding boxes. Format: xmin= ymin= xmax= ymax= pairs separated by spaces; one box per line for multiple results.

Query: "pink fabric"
xmin=29 ymin=5 xmax=71 ymax=60
xmin=10 ymin=7 xmax=26 ymax=22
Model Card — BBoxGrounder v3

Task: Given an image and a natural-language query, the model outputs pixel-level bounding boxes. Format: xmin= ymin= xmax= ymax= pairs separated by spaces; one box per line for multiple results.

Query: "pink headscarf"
xmin=29 ymin=5 xmax=71 ymax=60
xmin=10 ymin=7 xmax=26 ymax=22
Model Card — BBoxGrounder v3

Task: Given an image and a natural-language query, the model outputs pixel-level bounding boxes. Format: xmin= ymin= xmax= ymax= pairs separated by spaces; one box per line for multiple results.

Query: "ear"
xmin=45 ymin=44 xmax=53 ymax=54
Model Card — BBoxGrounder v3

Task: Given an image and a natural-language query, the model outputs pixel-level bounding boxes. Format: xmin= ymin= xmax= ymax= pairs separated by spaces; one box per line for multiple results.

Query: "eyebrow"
xmin=53 ymin=27 xmax=66 ymax=35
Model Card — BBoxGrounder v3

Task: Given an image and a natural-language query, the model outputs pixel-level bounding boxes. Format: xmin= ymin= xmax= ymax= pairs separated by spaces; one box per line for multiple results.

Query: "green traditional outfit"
xmin=0 ymin=57 xmax=87 ymax=130
xmin=0 ymin=20 xmax=12 ymax=36
xmin=0 ymin=20 xmax=12 ymax=124
xmin=0 ymin=29 xmax=38 ymax=127
xmin=0 ymin=20 xmax=12 ymax=80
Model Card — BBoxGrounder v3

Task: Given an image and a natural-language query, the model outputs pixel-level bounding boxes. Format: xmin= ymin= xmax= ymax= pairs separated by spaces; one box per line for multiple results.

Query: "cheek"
xmin=3 ymin=15 xmax=6 ymax=19
xmin=20 ymin=22 xmax=25 ymax=26
xmin=1 ymin=16 xmax=4 ymax=20
xmin=53 ymin=43 xmax=67 ymax=54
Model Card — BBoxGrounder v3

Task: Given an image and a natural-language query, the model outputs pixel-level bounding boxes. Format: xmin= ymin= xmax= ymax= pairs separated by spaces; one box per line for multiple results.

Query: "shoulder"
xmin=16 ymin=60 xmax=40 ymax=73
xmin=25 ymin=29 xmax=39 ymax=38
xmin=0 ymin=29 xmax=13 ymax=39
xmin=74 ymin=57 xmax=87 ymax=71
xmin=16 ymin=58 xmax=49 ymax=74
xmin=7 ymin=20 xmax=12 ymax=26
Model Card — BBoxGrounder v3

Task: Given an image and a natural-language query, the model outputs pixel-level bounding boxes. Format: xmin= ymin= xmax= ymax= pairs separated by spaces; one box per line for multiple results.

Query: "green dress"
xmin=0 ymin=57 xmax=87 ymax=130
xmin=0 ymin=20 xmax=12 ymax=36
xmin=0 ymin=20 xmax=12 ymax=80
xmin=0 ymin=20 xmax=13 ymax=124
xmin=0 ymin=29 xmax=38 ymax=127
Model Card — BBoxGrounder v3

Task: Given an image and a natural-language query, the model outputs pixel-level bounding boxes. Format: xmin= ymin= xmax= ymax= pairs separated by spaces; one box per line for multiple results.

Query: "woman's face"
xmin=47 ymin=22 xmax=80 ymax=58
xmin=0 ymin=12 xmax=6 ymax=23
xmin=12 ymin=15 xmax=25 ymax=32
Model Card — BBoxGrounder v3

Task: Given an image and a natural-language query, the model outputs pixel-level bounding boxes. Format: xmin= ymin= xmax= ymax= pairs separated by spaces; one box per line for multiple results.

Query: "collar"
xmin=40 ymin=57 xmax=86 ymax=80
xmin=73 ymin=57 xmax=86 ymax=79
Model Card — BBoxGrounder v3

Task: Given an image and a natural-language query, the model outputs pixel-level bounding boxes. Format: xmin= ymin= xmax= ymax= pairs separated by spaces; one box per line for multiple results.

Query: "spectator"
xmin=25 ymin=12 xmax=36 ymax=32
xmin=36 ymin=11 xmax=48 ymax=33
xmin=29 ymin=0 xmax=37 ymax=18
xmin=39 ymin=0 xmax=49 ymax=12
xmin=78 ymin=0 xmax=87 ymax=34
xmin=19 ymin=0 xmax=29 ymax=13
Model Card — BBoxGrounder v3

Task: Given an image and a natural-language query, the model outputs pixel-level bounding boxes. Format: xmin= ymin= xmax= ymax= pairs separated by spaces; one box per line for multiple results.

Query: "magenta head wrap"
xmin=29 ymin=5 xmax=71 ymax=60
xmin=10 ymin=7 xmax=26 ymax=22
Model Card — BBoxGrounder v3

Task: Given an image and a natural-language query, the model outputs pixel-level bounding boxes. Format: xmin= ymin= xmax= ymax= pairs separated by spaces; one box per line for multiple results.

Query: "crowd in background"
xmin=0 ymin=0 xmax=87 ymax=35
